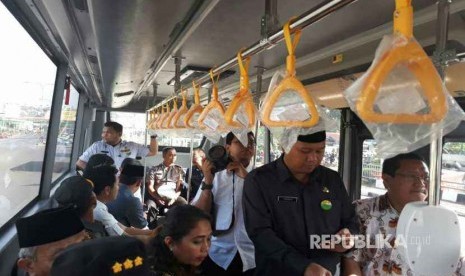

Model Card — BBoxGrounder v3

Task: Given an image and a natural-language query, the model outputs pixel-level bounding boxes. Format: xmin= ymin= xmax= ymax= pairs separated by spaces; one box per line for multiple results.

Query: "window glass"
xmin=0 ymin=3 xmax=57 ymax=227
xmin=441 ymin=142 xmax=465 ymax=253
xmin=110 ymin=112 xmax=146 ymax=144
xmin=52 ymin=85 xmax=79 ymax=182
xmin=361 ymin=139 xmax=386 ymax=199
xmin=254 ymin=123 xmax=267 ymax=168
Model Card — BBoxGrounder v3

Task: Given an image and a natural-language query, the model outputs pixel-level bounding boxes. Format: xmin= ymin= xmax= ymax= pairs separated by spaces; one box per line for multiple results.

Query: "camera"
xmin=207 ymin=145 xmax=231 ymax=174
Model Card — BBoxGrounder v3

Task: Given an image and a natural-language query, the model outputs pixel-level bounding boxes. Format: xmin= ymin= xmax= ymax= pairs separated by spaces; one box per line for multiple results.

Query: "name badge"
xmin=100 ymin=150 xmax=109 ymax=153
xmin=277 ymin=196 xmax=298 ymax=203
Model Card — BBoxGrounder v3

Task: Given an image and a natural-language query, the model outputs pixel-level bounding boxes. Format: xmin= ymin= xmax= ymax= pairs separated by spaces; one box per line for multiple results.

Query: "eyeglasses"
xmin=395 ymin=172 xmax=430 ymax=184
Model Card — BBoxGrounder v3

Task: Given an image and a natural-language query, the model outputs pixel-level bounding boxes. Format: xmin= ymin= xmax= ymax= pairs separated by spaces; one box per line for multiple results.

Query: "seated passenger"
xmin=15 ymin=206 xmax=87 ymax=276
xmin=182 ymin=148 xmax=205 ymax=203
xmin=146 ymin=147 xmax=187 ymax=214
xmin=84 ymin=164 xmax=155 ymax=237
xmin=54 ymin=175 xmax=108 ymax=239
xmin=50 ymin=236 xmax=150 ymax=276
xmin=343 ymin=152 xmax=465 ymax=275
xmin=147 ymin=205 xmax=212 ymax=276
xmin=107 ymin=158 xmax=148 ymax=229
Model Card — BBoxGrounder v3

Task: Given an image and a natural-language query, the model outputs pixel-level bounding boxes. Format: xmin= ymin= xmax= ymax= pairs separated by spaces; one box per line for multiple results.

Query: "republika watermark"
xmin=309 ymin=234 xmax=431 ymax=250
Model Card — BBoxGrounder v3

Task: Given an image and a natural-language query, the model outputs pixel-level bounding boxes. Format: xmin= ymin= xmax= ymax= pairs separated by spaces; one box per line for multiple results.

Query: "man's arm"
xmin=146 ymin=135 xmax=158 ymax=156
xmin=146 ymin=174 xmax=166 ymax=206
xmin=342 ymin=257 xmax=362 ymax=276
xmin=243 ymin=172 xmax=314 ymax=275
xmin=191 ymin=159 xmax=214 ymax=213
xmin=127 ymin=199 xmax=148 ymax=229
xmin=76 ymin=159 xmax=87 ymax=170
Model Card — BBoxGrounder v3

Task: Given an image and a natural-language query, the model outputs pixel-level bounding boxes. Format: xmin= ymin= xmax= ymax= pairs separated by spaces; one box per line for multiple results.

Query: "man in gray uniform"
xmin=243 ymin=130 xmax=358 ymax=276
xmin=76 ymin=121 xmax=158 ymax=169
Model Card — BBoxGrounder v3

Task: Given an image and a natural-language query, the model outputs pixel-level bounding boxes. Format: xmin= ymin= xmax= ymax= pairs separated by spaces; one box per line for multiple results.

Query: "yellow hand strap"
xmin=356 ymin=0 xmax=447 ymax=124
xmin=184 ymin=81 xmax=204 ymax=128
xmin=164 ymin=99 xmax=178 ymax=129
xmin=157 ymin=104 xmax=170 ymax=129
xmin=225 ymin=50 xmax=256 ymax=128
xmin=260 ymin=19 xmax=319 ymax=128
xmin=173 ymin=89 xmax=188 ymax=128
xmin=198 ymin=70 xmax=226 ymax=130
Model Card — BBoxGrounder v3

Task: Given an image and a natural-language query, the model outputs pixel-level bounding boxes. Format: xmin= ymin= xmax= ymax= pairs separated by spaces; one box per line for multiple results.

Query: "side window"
xmin=361 ymin=139 xmax=386 ymax=199
xmin=52 ymin=84 xmax=79 ymax=182
xmin=110 ymin=112 xmax=146 ymax=144
xmin=0 ymin=2 xmax=58 ymax=228
xmin=322 ymin=109 xmax=341 ymax=172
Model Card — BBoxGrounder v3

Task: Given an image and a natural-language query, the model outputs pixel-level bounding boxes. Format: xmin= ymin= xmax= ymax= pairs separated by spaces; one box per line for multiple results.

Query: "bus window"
xmin=52 ymin=85 xmax=79 ymax=183
xmin=441 ymin=142 xmax=465 ymax=243
xmin=110 ymin=112 xmax=147 ymax=145
xmin=322 ymin=109 xmax=341 ymax=172
xmin=361 ymin=139 xmax=386 ymax=199
xmin=255 ymin=124 xmax=266 ymax=167
xmin=0 ymin=2 xmax=57 ymax=227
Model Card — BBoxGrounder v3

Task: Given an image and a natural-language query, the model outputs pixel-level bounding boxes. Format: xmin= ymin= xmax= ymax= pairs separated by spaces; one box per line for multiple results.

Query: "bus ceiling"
xmin=9 ymin=0 xmax=465 ymax=110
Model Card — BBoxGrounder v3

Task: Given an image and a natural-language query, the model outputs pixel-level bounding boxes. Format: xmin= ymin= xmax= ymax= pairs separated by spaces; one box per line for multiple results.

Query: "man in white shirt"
xmin=83 ymin=164 xmax=155 ymax=238
xmin=192 ymin=131 xmax=256 ymax=275
xmin=76 ymin=121 xmax=158 ymax=170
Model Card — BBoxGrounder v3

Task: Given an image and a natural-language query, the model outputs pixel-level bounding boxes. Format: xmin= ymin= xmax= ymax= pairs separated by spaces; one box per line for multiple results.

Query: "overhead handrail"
xmin=146 ymin=110 xmax=155 ymax=129
xmin=172 ymin=89 xmax=188 ymax=128
xmin=151 ymin=106 xmax=163 ymax=130
xmin=184 ymin=81 xmax=204 ymax=128
xmin=156 ymin=104 xmax=169 ymax=129
xmin=260 ymin=19 xmax=320 ymax=128
xmin=197 ymin=70 xmax=226 ymax=131
xmin=146 ymin=0 xmax=357 ymax=112
xmin=356 ymin=0 xmax=447 ymax=124
xmin=164 ymin=99 xmax=178 ymax=129
xmin=224 ymin=50 xmax=256 ymax=128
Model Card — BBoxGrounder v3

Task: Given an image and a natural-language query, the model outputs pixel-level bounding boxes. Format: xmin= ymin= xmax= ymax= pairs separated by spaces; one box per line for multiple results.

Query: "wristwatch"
xmin=150 ymin=134 xmax=158 ymax=139
xmin=201 ymin=181 xmax=213 ymax=190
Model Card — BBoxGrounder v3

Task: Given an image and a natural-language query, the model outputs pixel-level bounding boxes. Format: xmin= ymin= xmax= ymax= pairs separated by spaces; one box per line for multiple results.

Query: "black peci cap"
xmin=297 ymin=130 xmax=326 ymax=143
xmin=16 ymin=206 xmax=84 ymax=248
xmin=50 ymin=236 xmax=150 ymax=276
xmin=54 ymin=176 xmax=94 ymax=216
xmin=120 ymin=158 xmax=144 ymax=178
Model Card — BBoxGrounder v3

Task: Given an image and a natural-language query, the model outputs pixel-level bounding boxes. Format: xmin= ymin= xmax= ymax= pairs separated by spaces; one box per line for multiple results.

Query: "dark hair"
xmin=104 ymin=121 xmax=123 ymax=134
xmin=162 ymin=147 xmax=176 ymax=157
xmin=225 ymin=131 xmax=255 ymax=145
xmin=382 ymin=152 xmax=426 ymax=177
xmin=148 ymin=205 xmax=211 ymax=274
xmin=83 ymin=165 xmax=118 ymax=195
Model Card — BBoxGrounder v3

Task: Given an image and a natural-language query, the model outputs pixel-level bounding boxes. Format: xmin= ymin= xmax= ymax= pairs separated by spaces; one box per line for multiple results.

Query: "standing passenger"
xmin=243 ymin=130 xmax=358 ymax=276
xmin=76 ymin=121 xmax=158 ymax=170
xmin=192 ymin=132 xmax=256 ymax=275
xmin=183 ymin=148 xmax=206 ymax=203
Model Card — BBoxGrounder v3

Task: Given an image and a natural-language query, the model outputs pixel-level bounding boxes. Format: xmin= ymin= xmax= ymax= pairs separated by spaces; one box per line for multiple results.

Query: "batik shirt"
xmin=346 ymin=194 xmax=465 ymax=276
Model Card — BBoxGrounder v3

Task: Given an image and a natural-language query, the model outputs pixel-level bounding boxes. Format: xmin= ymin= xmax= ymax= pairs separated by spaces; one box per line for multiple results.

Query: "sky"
xmin=0 ymin=2 xmax=78 ymax=109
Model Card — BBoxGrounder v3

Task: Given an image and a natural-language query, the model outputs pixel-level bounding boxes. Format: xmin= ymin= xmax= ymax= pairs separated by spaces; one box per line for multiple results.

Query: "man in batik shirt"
xmin=343 ymin=152 xmax=464 ymax=276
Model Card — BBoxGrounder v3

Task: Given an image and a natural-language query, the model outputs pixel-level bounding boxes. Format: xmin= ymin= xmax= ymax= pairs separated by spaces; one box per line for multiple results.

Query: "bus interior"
xmin=1 ymin=0 xmax=465 ymax=274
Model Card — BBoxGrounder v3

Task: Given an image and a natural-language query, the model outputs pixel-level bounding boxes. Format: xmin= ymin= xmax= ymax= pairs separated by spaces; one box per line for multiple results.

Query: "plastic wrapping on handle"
xmin=344 ymin=34 xmax=465 ymax=158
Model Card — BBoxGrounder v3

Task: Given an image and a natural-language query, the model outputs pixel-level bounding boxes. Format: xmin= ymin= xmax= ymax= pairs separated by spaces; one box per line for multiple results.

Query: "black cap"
xmin=54 ymin=176 xmax=94 ymax=216
xmin=50 ymin=236 xmax=150 ymax=276
xmin=297 ymin=130 xmax=326 ymax=143
xmin=16 ymin=206 xmax=84 ymax=248
xmin=120 ymin=158 xmax=144 ymax=178
xmin=85 ymin=154 xmax=115 ymax=171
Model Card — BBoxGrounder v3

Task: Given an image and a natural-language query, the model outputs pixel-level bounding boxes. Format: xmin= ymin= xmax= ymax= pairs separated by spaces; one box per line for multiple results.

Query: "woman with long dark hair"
xmin=148 ymin=205 xmax=212 ymax=276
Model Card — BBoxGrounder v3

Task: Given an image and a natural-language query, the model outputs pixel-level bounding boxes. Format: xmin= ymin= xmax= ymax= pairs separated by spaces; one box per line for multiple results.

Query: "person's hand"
xmin=304 ymin=263 xmax=332 ymax=276
xmin=226 ymin=161 xmax=248 ymax=178
xmin=202 ymin=159 xmax=214 ymax=184
xmin=322 ymin=228 xmax=354 ymax=253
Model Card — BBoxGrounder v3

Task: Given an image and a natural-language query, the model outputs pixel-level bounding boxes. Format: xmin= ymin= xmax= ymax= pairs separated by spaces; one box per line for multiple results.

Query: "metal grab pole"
xmin=186 ymin=137 xmax=195 ymax=202
xmin=429 ymin=0 xmax=450 ymax=206
xmin=148 ymin=0 xmax=358 ymax=111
